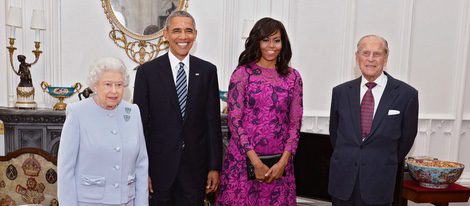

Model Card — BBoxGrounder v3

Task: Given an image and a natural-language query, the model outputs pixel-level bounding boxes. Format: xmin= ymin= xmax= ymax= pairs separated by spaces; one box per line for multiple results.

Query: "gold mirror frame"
xmin=101 ymin=0 xmax=189 ymax=64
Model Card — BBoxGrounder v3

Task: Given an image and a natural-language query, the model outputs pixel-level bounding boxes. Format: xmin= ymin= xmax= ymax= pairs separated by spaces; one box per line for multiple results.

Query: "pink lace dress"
xmin=216 ymin=63 xmax=303 ymax=206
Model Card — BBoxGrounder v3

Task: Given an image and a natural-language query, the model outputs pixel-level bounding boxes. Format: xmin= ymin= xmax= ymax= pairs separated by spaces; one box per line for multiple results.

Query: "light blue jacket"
xmin=58 ymin=98 xmax=149 ymax=205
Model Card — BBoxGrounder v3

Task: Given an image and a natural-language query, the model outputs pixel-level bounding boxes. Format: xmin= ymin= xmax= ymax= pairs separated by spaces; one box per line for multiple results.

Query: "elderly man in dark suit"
xmin=328 ymin=34 xmax=419 ymax=206
xmin=133 ymin=10 xmax=222 ymax=206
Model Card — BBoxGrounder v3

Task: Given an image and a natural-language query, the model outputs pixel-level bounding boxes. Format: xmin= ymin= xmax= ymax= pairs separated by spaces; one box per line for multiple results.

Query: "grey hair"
xmin=86 ymin=57 xmax=129 ymax=91
xmin=356 ymin=34 xmax=389 ymax=54
xmin=164 ymin=10 xmax=196 ymax=29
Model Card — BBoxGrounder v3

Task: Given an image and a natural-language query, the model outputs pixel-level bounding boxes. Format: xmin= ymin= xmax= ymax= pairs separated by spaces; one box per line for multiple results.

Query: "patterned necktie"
xmin=361 ymin=82 xmax=377 ymax=139
xmin=176 ymin=62 xmax=187 ymax=119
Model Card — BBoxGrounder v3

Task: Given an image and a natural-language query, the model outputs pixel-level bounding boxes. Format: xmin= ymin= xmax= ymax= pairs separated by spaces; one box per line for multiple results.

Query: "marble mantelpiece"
xmin=0 ymin=107 xmax=229 ymax=158
xmin=0 ymin=107 xmax=65 ymax=156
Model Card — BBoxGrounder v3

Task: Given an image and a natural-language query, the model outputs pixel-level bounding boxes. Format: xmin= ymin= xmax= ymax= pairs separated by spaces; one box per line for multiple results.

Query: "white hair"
xmin=357 ymin=34 xmax=389 ymax=54
xmin=86 ymin=57 xmax=129 ymax=91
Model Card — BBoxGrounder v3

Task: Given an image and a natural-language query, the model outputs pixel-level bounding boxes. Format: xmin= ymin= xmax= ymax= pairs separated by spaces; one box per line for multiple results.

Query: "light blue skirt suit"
xmin=58 ymin=98 xmax=149 ymax=206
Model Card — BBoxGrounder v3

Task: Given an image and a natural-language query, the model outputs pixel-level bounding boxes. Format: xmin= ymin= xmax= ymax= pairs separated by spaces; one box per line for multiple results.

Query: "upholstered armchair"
xmin=0 ymin=148 xmax=58 ymax=206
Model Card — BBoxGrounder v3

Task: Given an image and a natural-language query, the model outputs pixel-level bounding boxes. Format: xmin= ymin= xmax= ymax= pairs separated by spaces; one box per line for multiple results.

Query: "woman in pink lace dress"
xmin=216 ymin=17 xmax=303 ymax=206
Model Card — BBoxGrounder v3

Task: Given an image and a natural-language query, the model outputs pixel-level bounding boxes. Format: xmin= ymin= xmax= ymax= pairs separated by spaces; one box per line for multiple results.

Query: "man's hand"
xmin=206 ymin=170 xmax=220 ymax=194
xmin=148 ymin=176 xmax=154 ymax=194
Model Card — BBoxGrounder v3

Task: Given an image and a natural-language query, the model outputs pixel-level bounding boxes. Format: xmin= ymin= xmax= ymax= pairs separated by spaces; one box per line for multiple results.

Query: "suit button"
xmin=182 ymin=143 xmax=185 ymax=149
xmin=114 ymin=183 xmax=119 ymax=188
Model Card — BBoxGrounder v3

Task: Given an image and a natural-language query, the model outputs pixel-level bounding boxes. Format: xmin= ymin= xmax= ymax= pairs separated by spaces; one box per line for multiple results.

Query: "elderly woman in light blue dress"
xmin=58 ymin=57 xmax=149 ymax=206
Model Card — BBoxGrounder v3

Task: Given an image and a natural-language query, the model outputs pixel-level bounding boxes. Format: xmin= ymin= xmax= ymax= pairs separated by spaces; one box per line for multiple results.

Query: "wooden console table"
xmin=402 ymin=180 xmax=470 ymax=206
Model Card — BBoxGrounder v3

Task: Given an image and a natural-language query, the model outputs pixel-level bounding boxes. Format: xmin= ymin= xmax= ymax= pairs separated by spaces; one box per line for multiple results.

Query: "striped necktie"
xmin=176 ymin=62 xmax=187 ymax=119
xmin=361 ymin=82 xmax=377 ymax=139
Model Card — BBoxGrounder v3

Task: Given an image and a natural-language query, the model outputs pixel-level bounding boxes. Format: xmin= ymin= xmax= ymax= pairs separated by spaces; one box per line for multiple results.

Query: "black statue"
xmin=78 ymin=87 xmax=93 ymax=100
xmin=17 ymin=55 xmax=33 ymax=87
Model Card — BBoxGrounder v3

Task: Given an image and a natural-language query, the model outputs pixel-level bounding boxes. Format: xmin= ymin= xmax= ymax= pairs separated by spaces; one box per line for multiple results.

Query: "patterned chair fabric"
xmin=0 ymin=148 xmax=58 ymax=206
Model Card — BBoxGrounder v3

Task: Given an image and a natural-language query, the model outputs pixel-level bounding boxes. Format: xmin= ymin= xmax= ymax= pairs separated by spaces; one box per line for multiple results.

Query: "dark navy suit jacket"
xmin=328 ymin=72 xmax=418 ymax=204
xmin=133 ymin=53 xmax=222 ymax=191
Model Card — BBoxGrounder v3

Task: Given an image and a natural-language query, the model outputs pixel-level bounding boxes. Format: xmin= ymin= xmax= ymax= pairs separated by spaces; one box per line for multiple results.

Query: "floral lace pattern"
xmin=217 ymin=63 xmax=303 ymax=206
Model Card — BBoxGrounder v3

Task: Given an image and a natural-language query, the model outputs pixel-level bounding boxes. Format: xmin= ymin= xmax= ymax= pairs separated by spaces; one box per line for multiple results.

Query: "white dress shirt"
xmin=168 ymin=50 xmax=190 ymax=86
xmin=360 ymin=72 xmax=388 ymax=118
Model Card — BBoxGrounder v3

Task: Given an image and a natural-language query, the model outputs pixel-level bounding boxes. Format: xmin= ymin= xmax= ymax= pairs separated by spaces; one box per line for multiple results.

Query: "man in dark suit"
xmin=328 ymin=35 xmax=419 ymax=206
xmin=133 ymin=10 xmax=222 ymax=206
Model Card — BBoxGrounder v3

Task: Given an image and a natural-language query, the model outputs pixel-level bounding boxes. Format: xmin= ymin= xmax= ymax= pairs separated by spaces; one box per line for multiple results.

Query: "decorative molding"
xmin=396 ymin=0 xmax=415 ymax=81
xmin=301 ymin=116 xmax=329 ymax=135
xmin=458 ymin=120 xmax=470 ymax=186
xmin=219 ymin=0 xmax=238 ymax=90
xmin=0 ymin=1 xmax=7 ymax=106
xmin=253 ymin=0 xmax=270 ymax=19
xmin=449 ymin=0 xmax=470 ymax=162
xmin=339 ymin=0 xmax=357 ymax=82
xmin=0 ymin=114 xmax=65 ymax=124
xmin=42 ymin=0 xmax=62 ymax=108
xmin=5 ymin=0 xmax=19 ymax=107
xmin=418 ymin=114 xmax=456 ymax=120
xmin=457 ymin=173 xmax=470 ymax=187
xmin=0 ymin=107 xmax=65 ymax=124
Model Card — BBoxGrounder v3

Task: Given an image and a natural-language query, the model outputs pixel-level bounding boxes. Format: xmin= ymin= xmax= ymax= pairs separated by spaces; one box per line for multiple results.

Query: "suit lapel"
xmin=184 ymin=56 xmax=200 ymax=123
xmin=367 ymin=73 xmax=399 ymax=141
xmin=160 ymin=53 xmax=183 ymax=122
xmin=348 ymin=77 xmax=362 ymax=142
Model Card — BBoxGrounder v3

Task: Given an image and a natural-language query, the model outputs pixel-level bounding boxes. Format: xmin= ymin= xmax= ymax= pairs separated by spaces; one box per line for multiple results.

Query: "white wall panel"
xmin=464 ymin=48 xmax=470 ymax=117
xmin=427 ymin=120 xmax=454 ymax=160
xmin=290 ymin=0 xmax=348 ymax=115
xmin=60 ymin=0 xmax=133 ymax=102
xmin=408 ymin=0 xmax=463 ymax=116
xmin=459 ymin=121 xmax=470 ymax=179
xmin=0 ymin=1 xmax=7 ymax=106
xmin=355 ymin=0 xmax=404 ymax=78
xmin=3 ymin=0 xmax=48 ymax=107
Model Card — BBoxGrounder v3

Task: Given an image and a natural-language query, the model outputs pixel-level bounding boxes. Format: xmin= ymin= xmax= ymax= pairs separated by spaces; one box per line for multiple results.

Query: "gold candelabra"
xmin=6 ymin=7 xmax=45 ymax=109
xmin=6 ymin=38 xmax=43 ymax=109
xmin=7 ymin=38 xmax=43 ymax=69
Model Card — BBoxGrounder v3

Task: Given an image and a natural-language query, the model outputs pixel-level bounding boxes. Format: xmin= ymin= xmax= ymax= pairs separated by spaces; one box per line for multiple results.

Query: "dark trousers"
xmin=331 ymin=177 xmax=392 ymax=206
xmin=149 ymin=160 xmax=206 ymax=206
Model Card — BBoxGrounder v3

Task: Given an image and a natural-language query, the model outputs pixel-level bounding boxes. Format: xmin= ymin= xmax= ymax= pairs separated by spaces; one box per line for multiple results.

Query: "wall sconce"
xmin=241 ymin=19 xmax=254 ymax=39
xmin=6 ymin=7 xmax=45 ymax=109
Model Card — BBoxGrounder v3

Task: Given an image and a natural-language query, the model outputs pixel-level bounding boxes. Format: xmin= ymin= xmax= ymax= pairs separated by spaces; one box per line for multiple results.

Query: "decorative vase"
xmin=40 ymin=81 xmax=82 ymax=111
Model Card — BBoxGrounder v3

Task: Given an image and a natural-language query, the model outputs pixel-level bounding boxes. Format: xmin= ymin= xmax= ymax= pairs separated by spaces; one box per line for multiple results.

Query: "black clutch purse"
xmin=246 ymin=154 xmax=286 ymax=180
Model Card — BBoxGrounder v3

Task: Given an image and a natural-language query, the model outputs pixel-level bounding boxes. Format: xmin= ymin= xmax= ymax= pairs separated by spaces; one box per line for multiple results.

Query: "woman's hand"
xmin=264 ymin=162 xmax=287 ymax=183
xmin=265 ymin=151 xmax=291 ymax=183
xmin=253 ymin=161 xmax=270 ymax=182
xmin=246 ymin=150 xmax=269 ymax=182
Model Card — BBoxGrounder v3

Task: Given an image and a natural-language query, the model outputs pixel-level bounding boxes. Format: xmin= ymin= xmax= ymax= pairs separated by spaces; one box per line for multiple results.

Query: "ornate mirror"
xmin=101 ymin=0 xmax=189 ymax=64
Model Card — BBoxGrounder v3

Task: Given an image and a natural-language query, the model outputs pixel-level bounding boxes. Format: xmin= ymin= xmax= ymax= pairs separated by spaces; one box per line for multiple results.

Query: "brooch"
xmin=124 ymin=107 xmax=131 ymax=121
